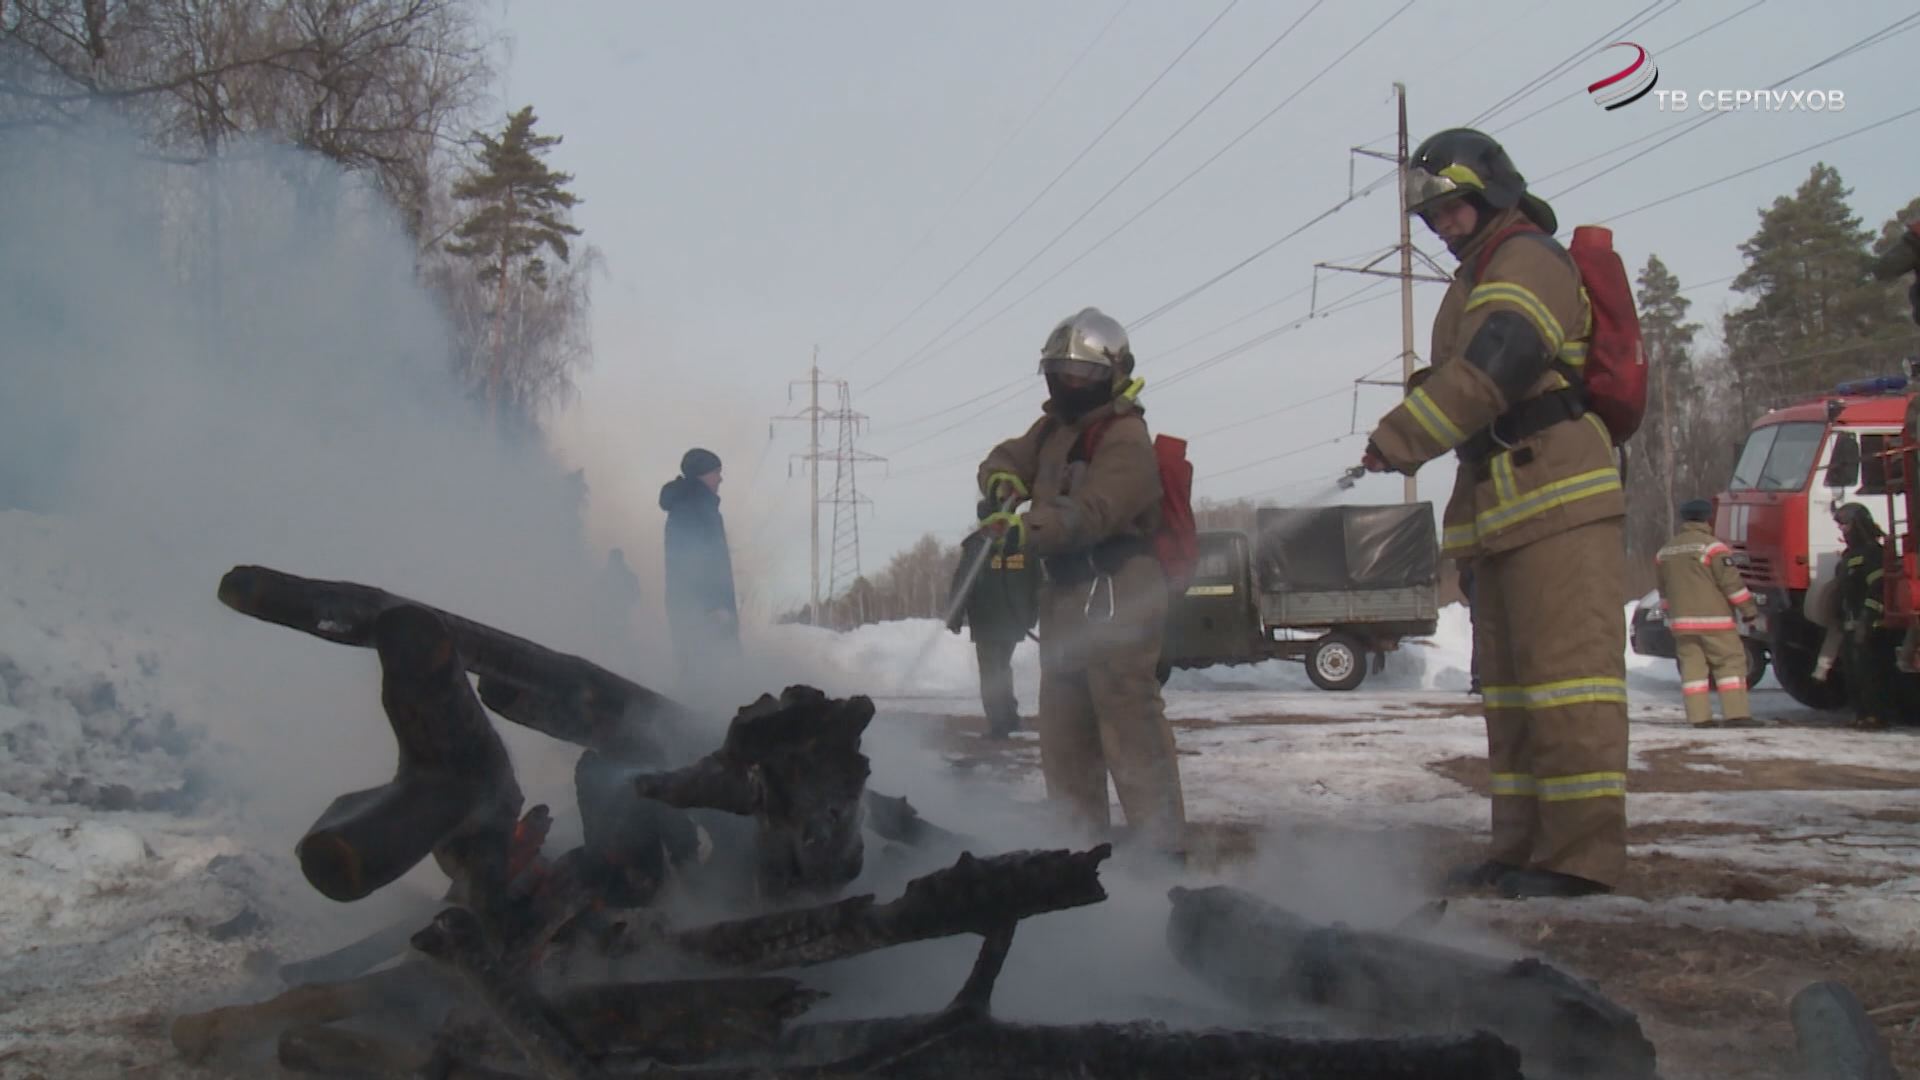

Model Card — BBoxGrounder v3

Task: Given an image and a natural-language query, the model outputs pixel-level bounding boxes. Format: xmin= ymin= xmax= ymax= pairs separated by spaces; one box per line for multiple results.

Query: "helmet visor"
xmin=1404 ymin=168 xmax=1465 ymax=216
xmin=1039 ymin=356 xmax=1111 ymax=382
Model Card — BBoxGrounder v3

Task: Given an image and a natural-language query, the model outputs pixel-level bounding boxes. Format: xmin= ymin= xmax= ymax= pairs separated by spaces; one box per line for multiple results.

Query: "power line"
xmin=1133 ymin=170 xmax=1398 ymax=331
xmin=1201 ymin=432 xmax=1359 ymax=482
xmin=1543 ymin=10 xmax=1920 ymax=200
xmin=1155 ymin=276 xmax=1398 ymax=391
xmin=1467 ymin=0 xmax=1672 ymax=129
xmin=869 ymin=0 xmax=1418 ymax=392
xmin=1492 ymin=0 xmax=1767 ymax=135
xmin=1189 ymin=383 xmax=1352 ymax=440
xmin=879 ymin=378 xmax=1035 ymax=459
xmin=1600 ymin=104 xmax=1920 ymax=224
xmin=818 ymin=0 xmax=1135 ymax=348
xmin=873 ymin=373 xmax=1028 ymax=436
xmin=861 ymin=1 xmax=1328 ymax=390
xmin=853 ymin=0 xmax=1243 ymax=385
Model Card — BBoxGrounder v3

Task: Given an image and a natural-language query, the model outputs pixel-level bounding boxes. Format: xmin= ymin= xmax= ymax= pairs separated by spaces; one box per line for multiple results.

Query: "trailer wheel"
xmin=1307 ymin=633 xmax=1366 ymax=692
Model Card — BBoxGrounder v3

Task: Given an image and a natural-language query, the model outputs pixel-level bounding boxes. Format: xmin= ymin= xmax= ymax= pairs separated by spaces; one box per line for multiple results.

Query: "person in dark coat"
xmin=947 ymin=528 xmax=1040 ymax=739
xmin=659 ymin=448 xmax=739 ymax=679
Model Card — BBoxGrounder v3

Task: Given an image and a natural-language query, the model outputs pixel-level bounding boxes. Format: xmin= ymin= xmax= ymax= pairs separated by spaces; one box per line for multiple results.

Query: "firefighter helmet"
xmin=1679 ymin=498 xmax=1712 ymax=523
xmin=1406 ymin=128 xmax=1557 ymax=233
xmin=1039 ymin=307 xmax=1134 ymax=384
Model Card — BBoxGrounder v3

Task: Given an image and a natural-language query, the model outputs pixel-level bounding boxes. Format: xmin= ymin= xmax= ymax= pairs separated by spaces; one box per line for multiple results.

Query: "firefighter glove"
xmin=983 ymin=471 xmax=1030 ymax=506
xmin=981 ymin=511 xmax=1025 ymax=554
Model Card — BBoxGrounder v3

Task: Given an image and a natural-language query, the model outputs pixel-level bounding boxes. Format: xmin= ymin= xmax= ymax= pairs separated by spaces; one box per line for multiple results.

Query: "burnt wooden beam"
xmin=218 ymin=564 xmax=682 ymax=760
xmin=551 ymin=977 xmax=826 ymax=1064
xmin=296 ymin=606 xmax=522 ymax=909
xmin=171 ymin=962 xmax=442 ymax=1063
xmin=632 ymin=686 xmax=873 ymax=902
xmin=862 ymin=790 xmax=966 ymax=851
xmin=667 ymin=845 xmax=1110 ymax=973
xmin=1165 ymin=885 xmax=1658 ymax=1080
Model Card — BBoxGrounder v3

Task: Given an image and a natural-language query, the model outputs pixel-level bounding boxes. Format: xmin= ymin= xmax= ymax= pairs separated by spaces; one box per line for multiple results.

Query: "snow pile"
xmin=0 ymin=510 xmax=216 ymax=812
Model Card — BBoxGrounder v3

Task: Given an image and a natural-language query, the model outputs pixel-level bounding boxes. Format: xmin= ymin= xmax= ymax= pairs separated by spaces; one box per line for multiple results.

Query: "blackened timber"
xmin=171 ymin=963 xmax=442 ymax=1063
xmin=550 ymin=977 xmax=826 ymax=1064
xmin=774 ymin=1019 xmax=1524 ymax=1080
xmin=278 ymin=1024 xmax=426 ymax=1078
xmin=413 ymin=907 xmax=608 ymax=1080
xmin=295 ymin=606 xmax=522 ymax=904
xmin=669 ymin=846 xmax=1110 ymax=972
xmin=632 ymin=687 xmax=873 ymax=901
xmin=218 ymin=564 xmax=681 ymax=760
xmin=1165 ymin=885 xmax=1658 ymax=1080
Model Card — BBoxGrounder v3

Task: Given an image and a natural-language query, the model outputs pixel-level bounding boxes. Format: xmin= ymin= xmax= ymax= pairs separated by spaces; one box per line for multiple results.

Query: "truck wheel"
xmin=1307 ymin=633 xmax=1366 ymax=692
xmin=1770 ymin=612 xmax=1847 ymax=710
xmin=1744 ymin=640 xmax=1769 ymax=689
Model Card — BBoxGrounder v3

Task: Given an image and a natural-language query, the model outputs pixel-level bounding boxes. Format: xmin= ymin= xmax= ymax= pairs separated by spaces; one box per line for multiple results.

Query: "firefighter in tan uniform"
xmin=1654 ymin=499 xmax=1761 ymax=728
xmin=977 ymin=308 xmax=1187 ymax=854
xmin=1361 ymin=129 xmax=1627 ymax=899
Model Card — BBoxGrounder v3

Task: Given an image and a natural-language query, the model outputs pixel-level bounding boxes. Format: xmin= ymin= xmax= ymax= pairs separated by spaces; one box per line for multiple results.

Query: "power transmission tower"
xmin=1316 ymin=83 xmax=1451 ymax=503
xmin=773 ymin=352 xmax=883 ymax=625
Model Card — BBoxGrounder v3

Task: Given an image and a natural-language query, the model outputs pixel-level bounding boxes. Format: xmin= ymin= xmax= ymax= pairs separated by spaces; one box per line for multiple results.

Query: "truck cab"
xmin=1715 ymin=376 xmax=1910 ymax=706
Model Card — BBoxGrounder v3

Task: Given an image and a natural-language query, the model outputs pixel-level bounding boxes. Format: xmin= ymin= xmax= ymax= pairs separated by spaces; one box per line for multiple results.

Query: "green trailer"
xmin=1160 ymin=503 xmax=1441 ymax=691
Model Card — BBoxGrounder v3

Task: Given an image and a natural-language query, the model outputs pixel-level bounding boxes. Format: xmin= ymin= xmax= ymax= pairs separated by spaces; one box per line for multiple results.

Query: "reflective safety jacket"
xmin=1654 ymin=521 xmax=1756 ymax=633
xmin=1369 ymin=207 xmax=1625 ymax=558
xmin=1841 ymin=536 xmax=1888 ymax=632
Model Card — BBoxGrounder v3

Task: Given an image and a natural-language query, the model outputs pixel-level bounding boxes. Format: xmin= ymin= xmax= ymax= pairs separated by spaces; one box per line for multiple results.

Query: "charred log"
xmin=576 ymin=750 xmax=705 ymax=908
xmin=217 ymin=564 xmax=681 ymax=760
xmin=296 ymin=606 xmax=522 ymax=909
xmin=171 ymin=962 xmax=443 ymax=1063
xmin=278 ymin=1024 xmax=427 ymax=1078
xmin=413 ymin=906 xmax=608 ymax=1080
xmin=773 ymin=1019 xmax=1524 ymax=1079
xmin=668 ymin=845 xmax=1110 ymax=972
xmin=632 ymin=686 xmax=872 ymax=902
xmin=861 ymin=791 xmax=965 ymax=851
xmin=1166 ymin=885 xmax=1658 ymax=1080
xmin=551 ymin=977 xmax=826 ymax=1064
xmin=280 ymin=909 xmax=440 ymax=986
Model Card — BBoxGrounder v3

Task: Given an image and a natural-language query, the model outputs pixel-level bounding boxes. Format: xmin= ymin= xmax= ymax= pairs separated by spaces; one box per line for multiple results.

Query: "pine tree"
xmin=445 ymin=106 xmax=584 ymax=415
xmin=1724 ymin=164 xmax=1901 ymax=400
xmin=1633 ymin=254 xmax=1700 ymax=555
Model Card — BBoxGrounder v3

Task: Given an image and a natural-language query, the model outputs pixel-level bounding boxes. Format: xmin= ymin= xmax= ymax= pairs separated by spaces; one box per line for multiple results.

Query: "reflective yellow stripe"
xmin=1490 ymin=451 xmax=1519 ymax=504
xmin=1441 ymin=524 xmax=1477 ymax=555
xmin=1847 ymin=556 xmax=1865 ymax=568
xmin=1558 ymin=341 xmax=1588 ymax=367
xmin=1867 ymin=569 xmax=1884 ymax=583
xmin=1537 ymin=771 xmax=1627 ymax=802
xmin=1477 ymin=467 xmax=1624 ymax=534
xmin=1405 ymin=387 xmax=1467 ymax=448
xmin=1482 ymin=677 xmax=1628 ymax=710
xmin=1185 ymin=584 xmax=1234 ymax=597
xmin=1866 ymin=598 xmax=1885 ymax=611
xmin=1490 ymin=772 xmax=1537 ymax=797
xmin=1466 ymin=282 xmax=1566 ymax=353
xmin=1439 ymin=163 xmax=1483 ymax=190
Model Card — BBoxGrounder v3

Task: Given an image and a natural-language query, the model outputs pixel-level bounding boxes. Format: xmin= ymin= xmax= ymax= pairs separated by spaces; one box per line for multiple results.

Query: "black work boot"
xmin=1496 ymin=867 xmax=1612 ymax=899
xmin=1719 ymin=716 xmax=1762 ymax=729
xmin=1441 ymin=859 xmax=1513 ymax=892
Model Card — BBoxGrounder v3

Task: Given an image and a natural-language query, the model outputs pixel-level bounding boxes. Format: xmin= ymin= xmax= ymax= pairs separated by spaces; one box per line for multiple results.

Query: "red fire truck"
xmin=1711 ymin=375 xmax=1914 ymax=708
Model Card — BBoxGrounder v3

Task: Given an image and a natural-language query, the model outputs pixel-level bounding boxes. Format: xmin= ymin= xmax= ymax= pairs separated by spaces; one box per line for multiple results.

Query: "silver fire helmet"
xmin=1038 ymin=307 xmax=1132 ymax=382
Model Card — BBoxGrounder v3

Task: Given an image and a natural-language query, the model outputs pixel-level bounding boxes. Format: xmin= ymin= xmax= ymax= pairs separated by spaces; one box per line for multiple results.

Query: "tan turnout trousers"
xmin=1474 ymin=518 xmax=1629 ymax=887
xmin=1675 ymin=632 xmax=1749 ymax=724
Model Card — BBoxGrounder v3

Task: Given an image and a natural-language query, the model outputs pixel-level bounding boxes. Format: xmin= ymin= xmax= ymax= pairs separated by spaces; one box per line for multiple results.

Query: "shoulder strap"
xmin=1470 ymin=221 xmax=1545 ymax=284
xmin=1074 ymin=416 xmax=1121 ymax=461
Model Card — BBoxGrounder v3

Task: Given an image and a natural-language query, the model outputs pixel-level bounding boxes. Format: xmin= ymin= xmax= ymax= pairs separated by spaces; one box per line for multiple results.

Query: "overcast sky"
xmin=496 ymin=0 xmax=1916 ymax=611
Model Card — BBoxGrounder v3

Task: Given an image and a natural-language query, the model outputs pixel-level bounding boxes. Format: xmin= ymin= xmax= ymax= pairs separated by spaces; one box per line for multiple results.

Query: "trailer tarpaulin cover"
xmin=1254 ymin=503 xmax=1438 ymax=592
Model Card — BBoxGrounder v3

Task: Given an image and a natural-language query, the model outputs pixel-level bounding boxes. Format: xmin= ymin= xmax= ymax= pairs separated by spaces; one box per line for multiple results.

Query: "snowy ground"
xmin=3 ymin=506 xmax=1917 ymax=1077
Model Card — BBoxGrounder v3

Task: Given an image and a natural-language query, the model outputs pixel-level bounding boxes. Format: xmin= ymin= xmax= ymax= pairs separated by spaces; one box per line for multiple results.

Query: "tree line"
xmin=811 ymin=163 xmax=1919 ymax=625
xmin=1 ymin=0 xmax=591 ymax=440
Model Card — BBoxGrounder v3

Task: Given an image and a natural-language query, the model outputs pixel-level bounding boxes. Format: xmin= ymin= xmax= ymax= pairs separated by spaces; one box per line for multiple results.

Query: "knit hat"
xmin=680 ymin=447 xmax=722 ymax=479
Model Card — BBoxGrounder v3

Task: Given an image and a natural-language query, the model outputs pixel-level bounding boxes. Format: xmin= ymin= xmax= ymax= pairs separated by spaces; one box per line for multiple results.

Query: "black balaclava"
xmin=1047 ymin=373 xmax=1114 ymax=422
